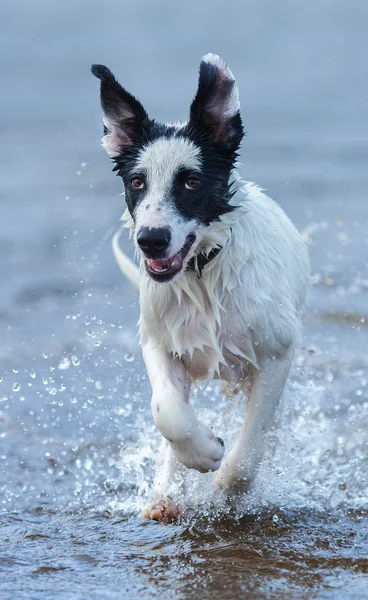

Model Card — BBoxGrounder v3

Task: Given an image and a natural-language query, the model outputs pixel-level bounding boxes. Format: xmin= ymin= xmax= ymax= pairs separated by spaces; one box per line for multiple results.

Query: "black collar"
xmin=186 ymin=246 xmax=222 ymax=278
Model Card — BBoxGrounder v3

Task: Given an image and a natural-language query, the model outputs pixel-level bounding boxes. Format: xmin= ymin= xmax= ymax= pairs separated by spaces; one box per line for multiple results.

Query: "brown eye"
xmin=185 ymin=177 xmax=201 ymax=190
xmin=131 ymin=177 xmax=145 ymax=190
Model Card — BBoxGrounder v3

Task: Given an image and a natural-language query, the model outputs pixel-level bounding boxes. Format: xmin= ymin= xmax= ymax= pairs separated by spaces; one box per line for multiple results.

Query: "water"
xmin=0 ymin=1 xmax=367 ymax=598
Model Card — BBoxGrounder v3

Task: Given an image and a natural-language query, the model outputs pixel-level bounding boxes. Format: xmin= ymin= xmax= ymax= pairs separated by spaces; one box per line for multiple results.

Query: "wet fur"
xmin=92 ymin=54 xmax=309 ymax=517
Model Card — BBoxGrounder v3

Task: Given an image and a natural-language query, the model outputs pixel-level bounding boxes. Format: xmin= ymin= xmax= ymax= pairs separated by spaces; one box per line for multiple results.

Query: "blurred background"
xmin=0 ymin=1 xmax=367 ymax=599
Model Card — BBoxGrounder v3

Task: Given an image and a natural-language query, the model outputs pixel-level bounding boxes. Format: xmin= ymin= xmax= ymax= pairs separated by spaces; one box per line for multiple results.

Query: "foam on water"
xmin=1 ymin=293 xmax=367 ymax=522
xmin=106 ymin=343 xmax=368 ymax=519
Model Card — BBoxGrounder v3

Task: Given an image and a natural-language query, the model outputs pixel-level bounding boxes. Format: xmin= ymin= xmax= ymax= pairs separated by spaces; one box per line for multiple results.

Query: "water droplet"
xmin=84 ymin=458 xmax=93 ymax=471
xmin=272 ymin=514 xmax=279 ymax=523
xmin=58 ymin=357 xmax=71 ymax=370
xmin=71 ymin=356 xmax=80 ymax=366
xmin=12 ymin=383 xmax=21 ymax=392
xmin=124 ymin=354 xmax=134 ymax=363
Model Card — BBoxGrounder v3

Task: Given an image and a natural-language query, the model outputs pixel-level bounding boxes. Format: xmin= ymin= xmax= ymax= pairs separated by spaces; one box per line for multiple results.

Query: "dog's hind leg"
xmin=214 ymin=347 xmax=293 ymax=494
xmin=142 ymin=341 xmax=225 ymax=473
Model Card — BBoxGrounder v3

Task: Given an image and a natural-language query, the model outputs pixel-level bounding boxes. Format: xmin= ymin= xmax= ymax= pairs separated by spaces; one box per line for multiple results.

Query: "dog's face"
xmin=92 ymin=54 xmax=243 ymax=282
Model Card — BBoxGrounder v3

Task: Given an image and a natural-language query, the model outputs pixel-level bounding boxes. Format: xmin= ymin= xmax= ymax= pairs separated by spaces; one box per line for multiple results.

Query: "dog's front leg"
xmin=142 ymin=438 xmax=185 ymax=523
xmin=142 ymin=341 xmax=225 ymax=474
xmin=215 ymin=348 xmax=293 ymax=494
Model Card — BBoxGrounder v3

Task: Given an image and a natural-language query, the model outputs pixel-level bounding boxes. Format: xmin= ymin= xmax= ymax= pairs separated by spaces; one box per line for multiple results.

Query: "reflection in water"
xmin=0 ymin=508 xmax=367 ymax=599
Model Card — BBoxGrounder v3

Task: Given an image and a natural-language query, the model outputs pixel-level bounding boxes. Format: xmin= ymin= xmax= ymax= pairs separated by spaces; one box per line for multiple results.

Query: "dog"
xmin=92 ymin=54 xmax=309 ymax=522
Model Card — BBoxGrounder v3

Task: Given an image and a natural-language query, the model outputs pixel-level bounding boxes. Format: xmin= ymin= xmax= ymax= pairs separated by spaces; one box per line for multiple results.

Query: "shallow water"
xmin=1 ymin=1 xmax=368 ymax=598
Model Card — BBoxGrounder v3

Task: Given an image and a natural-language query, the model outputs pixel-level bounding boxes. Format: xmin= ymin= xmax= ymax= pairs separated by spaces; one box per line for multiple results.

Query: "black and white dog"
xmin=92 ymin=54 xmax=309 ymax=521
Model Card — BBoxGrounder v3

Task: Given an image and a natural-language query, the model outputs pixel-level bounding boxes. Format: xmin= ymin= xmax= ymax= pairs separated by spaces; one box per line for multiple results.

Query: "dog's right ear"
xmin=91 ymin=65 xmax=149 ymax=158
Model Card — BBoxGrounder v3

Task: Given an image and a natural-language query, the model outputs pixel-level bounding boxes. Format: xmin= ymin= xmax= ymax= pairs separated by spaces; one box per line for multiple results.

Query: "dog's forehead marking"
xmin=135 ymin=137 xmax=202 ymax=183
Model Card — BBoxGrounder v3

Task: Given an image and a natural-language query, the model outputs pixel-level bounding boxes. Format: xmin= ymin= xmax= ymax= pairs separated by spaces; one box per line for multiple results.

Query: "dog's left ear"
xmin=189 ymin=54 xmax=243 ymax=151
xmin=91 ymin=64 xmax=149 ymax=158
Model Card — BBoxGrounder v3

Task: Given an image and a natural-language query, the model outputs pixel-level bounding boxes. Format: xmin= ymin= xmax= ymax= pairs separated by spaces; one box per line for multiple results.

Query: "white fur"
xmin=115 ymin=173 xmax=309 ymax=495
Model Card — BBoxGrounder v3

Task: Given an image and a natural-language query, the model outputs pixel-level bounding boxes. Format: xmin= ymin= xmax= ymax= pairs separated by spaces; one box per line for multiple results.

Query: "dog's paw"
xmin=142 ymin=498 xmax=184 ymax=523
xmin=170 ymin=425 xmax=225 ymax=473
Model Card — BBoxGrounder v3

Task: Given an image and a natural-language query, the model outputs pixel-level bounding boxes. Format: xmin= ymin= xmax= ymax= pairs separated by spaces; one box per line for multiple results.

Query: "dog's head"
xmin=92 ymin=54 xmax=244 ymax=283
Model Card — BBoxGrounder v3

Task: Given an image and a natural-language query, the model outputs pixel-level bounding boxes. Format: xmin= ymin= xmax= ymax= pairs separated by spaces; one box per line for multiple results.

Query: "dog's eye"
xmin=131 ymin=177 xmax=145 ymax=190
xmin=185 ymin=177 xmax=201 ymax=190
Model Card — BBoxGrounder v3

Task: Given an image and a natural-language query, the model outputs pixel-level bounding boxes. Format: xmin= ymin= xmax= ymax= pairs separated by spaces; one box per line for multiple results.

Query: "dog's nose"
xmin=137 ymin=227 xmax=171 ymax=257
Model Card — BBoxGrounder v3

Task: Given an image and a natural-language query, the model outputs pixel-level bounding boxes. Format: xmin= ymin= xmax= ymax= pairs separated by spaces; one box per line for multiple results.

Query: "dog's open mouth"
xmin=145 ymin=233 xmax=196 ymax=282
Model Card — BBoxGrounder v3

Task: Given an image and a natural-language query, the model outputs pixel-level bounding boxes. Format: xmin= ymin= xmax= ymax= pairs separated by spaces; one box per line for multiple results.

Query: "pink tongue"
xmin=147 ymin=255 xmax=182 ymax=273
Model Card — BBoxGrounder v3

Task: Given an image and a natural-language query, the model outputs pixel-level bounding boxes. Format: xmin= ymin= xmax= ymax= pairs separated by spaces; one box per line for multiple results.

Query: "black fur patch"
xmin=91 ymin=64 xmax=150 ymax=148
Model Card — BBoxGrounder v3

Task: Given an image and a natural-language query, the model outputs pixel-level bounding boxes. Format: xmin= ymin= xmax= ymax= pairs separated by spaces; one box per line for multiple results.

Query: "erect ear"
xmin=188 ymin=54 xmax=243 ymax=151
xmin=91 ymin=64 xmax=149 ymax=158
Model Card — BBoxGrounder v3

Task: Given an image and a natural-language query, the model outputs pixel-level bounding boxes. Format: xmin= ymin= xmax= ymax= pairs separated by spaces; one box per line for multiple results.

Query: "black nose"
xmin=137 ymin=227 xmax=171 ymax=257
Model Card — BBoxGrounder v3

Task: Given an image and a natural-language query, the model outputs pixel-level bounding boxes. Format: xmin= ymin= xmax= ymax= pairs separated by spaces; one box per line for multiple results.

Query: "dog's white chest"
xmin=139 ymin=269 xmax=257 ymax=381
